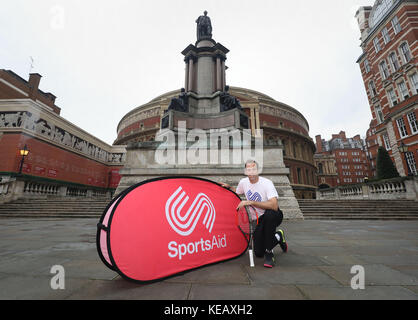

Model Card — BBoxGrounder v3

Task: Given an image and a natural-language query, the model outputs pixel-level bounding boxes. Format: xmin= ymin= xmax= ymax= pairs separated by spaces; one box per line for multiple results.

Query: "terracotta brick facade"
xmin=0 ymin=70 xmax=124 ymax=191
xmin=356 ymin=1 xmax=418 ymax=176
xmin=315 ymin=131 xmax=372 ymax=187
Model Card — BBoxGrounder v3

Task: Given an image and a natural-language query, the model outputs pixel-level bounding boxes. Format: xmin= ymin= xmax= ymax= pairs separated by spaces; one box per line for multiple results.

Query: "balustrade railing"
xmin=24 ymin=182 xmax=59 ymax=195
xmin=317 ymin=176 xmax=417 ymax=200
xmin=0 ymin=175 xmax=113 ymax=203
xmin=66 ymin=187 xmax=87 ymax=197
xmin=0 ymin=180 xmax=13 ymax=196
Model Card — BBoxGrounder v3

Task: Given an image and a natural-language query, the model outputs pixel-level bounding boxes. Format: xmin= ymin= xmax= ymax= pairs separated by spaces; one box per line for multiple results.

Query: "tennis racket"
xmin=236 ymin=205 xmax=259 ymax=267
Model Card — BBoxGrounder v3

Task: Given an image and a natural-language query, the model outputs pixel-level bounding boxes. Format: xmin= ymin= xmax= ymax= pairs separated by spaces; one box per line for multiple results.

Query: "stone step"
xmin=0 ymin=205 xmax=108 ymax=209
xmin=0 ymin=209 xmax=107 ymax=211
xmin=303 ymin=218 xmax=418 ymax=221
xmin=298 ymin=201 xmax=418 ymax=204
xmin=301 ymin=208 xmax=418 ymax=210
xmin=298 ymin=199 xmax=418 ymax=220
xmin=0 ymin=213 xmax=100 ymax=218
xmin=303 ymin=212 xmax=418 ymax=216
xmin=0 ymin=197 xmax=110 ymax=217
xmin=298 ymin=204 xmax=418 ymax=207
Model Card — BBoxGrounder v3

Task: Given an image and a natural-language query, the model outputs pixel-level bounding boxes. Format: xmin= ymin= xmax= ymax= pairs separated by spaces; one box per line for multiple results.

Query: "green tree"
xmin=376 ymin=147 xmax=400 ymax=180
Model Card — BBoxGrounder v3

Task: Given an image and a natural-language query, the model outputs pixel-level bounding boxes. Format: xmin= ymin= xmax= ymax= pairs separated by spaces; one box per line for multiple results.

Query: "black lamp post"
xmin=18 ymin=144 xmax=29 ymax=174
xmin=398 ymin=142 xmax=412 ymax=176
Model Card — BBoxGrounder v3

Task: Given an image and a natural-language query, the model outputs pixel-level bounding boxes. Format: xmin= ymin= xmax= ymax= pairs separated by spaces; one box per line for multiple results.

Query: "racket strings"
xmin=237 ymin=208 xmax=251 ymax=235
xmin=237 ymin=206 xmax=258 ymax=237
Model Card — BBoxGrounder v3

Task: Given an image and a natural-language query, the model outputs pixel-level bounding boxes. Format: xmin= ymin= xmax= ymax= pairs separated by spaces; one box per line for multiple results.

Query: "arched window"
xmin=399 ymin=42 xmax=412 ymax=64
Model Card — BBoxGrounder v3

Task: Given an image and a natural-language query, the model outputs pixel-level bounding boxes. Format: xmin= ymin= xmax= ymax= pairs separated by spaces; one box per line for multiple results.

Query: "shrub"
xmin=376 ymin=147 xmax=400 ymax=180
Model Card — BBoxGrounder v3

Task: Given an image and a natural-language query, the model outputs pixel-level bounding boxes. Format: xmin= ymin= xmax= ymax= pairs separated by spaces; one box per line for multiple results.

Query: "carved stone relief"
xmin=0 ymin=111 xmax=125 ymax=164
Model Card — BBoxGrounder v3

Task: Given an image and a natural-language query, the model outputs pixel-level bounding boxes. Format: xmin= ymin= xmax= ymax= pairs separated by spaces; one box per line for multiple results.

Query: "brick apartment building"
xmin=355 ymin=0 xmax=418 ymax=177
xmin=315 ymin=131 xmax=371 ymax=187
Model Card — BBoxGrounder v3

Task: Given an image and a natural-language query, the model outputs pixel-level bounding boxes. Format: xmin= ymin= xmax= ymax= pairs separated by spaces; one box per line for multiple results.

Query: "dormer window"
xmin=369 ymin=0 xmax=394 ymax=29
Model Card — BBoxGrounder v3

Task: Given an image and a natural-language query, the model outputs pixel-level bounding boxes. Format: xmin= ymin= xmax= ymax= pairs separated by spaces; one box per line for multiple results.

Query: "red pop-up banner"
xmin=97 ymin=176 xmax=248 ymax=283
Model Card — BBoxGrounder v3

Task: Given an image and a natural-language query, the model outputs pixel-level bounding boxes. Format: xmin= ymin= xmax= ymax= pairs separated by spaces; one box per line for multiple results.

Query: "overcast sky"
xmin=0 ymin=0 xmax=376 ymax=145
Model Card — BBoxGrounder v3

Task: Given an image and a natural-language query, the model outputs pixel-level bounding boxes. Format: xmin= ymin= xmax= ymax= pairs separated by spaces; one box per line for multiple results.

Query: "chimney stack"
xmin=28 ymin=73 xmax=42 ymax=99
xmin=315 ymin=135 xmax=323 ymax=153
xmin=355 ymin=6 xmax=372 ymax=39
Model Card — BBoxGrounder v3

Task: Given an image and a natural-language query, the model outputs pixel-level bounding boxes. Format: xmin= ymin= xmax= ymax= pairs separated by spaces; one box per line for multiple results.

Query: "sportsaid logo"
xmin=166 ymin=186 xmax=227 ymax=260
xmin=165 ymin=186 xmax=216 ymax=236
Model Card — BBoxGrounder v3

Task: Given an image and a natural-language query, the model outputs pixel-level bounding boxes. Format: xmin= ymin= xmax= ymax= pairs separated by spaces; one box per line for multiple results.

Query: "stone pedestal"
xmin=114 ymin=21 xmax=303 ymax=220
xmin=116 ymin=141 xmax=304 ymax=220
xmin=162 ymin=38 xmax=249 ymax=133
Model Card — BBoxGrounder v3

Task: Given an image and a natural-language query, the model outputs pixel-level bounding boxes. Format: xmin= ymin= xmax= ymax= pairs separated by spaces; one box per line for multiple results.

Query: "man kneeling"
xmin=221 ymin=160 xmax=288 ymax=268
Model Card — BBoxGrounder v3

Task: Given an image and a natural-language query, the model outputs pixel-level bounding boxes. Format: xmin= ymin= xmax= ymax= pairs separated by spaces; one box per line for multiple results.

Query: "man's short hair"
xmin=244 ymin=159 xmax=259 ymax=169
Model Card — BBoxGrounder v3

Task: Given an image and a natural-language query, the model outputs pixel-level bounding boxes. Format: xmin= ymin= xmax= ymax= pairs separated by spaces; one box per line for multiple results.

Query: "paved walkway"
xmin=0 ymin=218 xmax=417 ymax=300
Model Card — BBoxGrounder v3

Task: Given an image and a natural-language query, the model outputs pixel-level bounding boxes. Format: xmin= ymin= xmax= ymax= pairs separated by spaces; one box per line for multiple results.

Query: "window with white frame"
xmin=392 ymin=16 xmax=402 ymax=34
xmin=382 ymin=133 xmax=391 ymax=150
xmin=398 ymin=80 xmax=409 ymax=100
xmin=396 ymin=117 xmax=408 ymax=138
xmin=399 ymin=42 xmax=411 ymax=64
xmin=409 ymin=73 xmax=418 ymax=94
xmin=373 ymin=37 xmax=381 ymax=53
xmin=379 ymin=60 xmax=390 ymax=80
xmin=382 ymin=27 xmax=391 ymax=44
xmin=389 ymin=52 xmax=400 ymax=72
xmin=364 ymin=59 xmax=370 ymax=73
xmin=369 ymin=81 xmax=377 ymax=97
xmin=405 ymin=152 xmax=417 ymax=175
xmin=387 ymin=88 xmax=398 ymax=106
xmin=375 ymin=105 xmax=384 ymax=123
xmin=407 ymin=112 xmax=418 ymax=134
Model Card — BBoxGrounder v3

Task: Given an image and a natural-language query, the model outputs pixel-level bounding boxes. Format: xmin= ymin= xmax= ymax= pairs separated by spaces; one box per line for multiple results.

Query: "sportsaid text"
xmin=168 ymin=234 xmax=227 ymax=260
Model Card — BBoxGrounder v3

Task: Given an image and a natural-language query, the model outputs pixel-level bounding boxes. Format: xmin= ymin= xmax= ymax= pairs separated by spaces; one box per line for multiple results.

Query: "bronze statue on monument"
xmin=196 ymin=11 xmax=212 ymax=41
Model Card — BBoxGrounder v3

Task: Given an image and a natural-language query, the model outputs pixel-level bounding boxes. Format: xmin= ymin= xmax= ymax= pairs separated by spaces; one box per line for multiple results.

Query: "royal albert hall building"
xmin=114 ymin=87 xmax=317 ymax=199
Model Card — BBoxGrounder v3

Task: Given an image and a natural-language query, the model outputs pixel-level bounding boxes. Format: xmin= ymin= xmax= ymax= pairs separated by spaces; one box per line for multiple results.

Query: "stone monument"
xmin=116 ymin=11 xmax=303 ymax=220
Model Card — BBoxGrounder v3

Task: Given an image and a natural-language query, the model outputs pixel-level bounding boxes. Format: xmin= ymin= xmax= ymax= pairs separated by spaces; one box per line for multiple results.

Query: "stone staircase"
xmin=298 ymin=199 xmax=418 ymax=220
xmin=0 ymin=197 xmax=110 ymax=218
xmin=2 ymin=197 xmax=417 ymax=220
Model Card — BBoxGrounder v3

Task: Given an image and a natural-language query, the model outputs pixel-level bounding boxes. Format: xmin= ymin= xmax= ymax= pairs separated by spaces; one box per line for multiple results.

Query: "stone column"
xmin=250 ymin=107 xmax=255 ymax=136
xmin=196 ymin=56 xmax=215 ymax=95
xmin=255 ymin=106 xmax=261 ymax=137
xmin=221 ymin=60 xmax=226 ymax=91
xmin=185 ymin=60 xmax=190 ymax=91
xmin=188 ymin=58 xmax=194 ymax=92
xmin=216 ymin=56 xmax=222 ymax=91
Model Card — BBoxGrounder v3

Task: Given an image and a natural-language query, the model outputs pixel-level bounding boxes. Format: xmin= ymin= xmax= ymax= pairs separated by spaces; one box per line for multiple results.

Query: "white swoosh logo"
xmin=165 ymin=186 xmax=216 ymax=236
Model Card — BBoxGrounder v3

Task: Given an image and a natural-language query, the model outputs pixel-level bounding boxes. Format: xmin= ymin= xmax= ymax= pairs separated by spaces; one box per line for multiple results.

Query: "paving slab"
xmin=188 ymin=283 xmax=305 ymax=300
xmin=297 ymin=285 xmax=418 ymax=300
xmin=165 ymin=260 xmax=250 ymax=285
xmin=319 ymin=264 xmax=418 ymax=286
xmin=245 ymin=265 xmax=341 ymax=286
xmin=0 ymin=218 xmax=417 ymax=300
xmin=0 ymin=275 xmax=87 ymax=300
xmin=66 ymin=279 xmax=191 ymax=300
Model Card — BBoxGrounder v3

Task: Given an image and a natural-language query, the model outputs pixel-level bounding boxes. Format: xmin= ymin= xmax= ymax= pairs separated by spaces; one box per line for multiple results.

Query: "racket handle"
xmin=249 ymin=249 xmax=255 ymax=267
